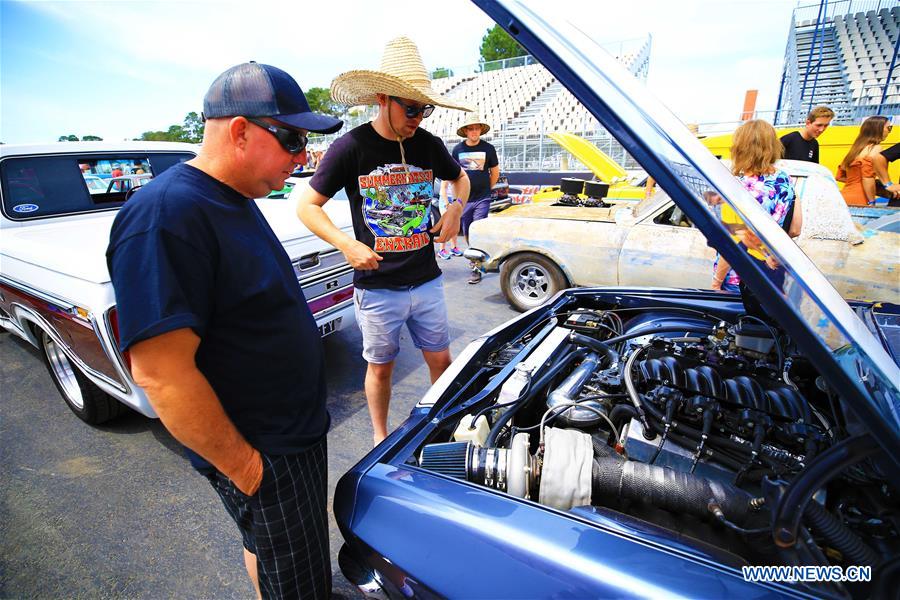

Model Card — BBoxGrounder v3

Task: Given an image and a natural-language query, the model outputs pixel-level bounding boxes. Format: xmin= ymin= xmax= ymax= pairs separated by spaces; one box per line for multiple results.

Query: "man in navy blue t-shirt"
xmin=106 ymin=63 xmax=341 ymax=599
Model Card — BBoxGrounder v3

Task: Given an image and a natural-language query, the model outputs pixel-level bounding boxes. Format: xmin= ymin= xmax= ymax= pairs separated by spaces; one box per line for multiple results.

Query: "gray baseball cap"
xmin=202 ymin=62 xmax=343 ymax=134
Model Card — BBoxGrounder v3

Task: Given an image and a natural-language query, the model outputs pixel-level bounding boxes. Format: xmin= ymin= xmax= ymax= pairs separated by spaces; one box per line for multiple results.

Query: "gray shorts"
xmin=354 ymin=276 xmax=450 ymax=364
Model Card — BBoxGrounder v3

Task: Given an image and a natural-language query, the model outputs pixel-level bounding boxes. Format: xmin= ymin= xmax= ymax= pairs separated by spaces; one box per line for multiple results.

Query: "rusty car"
xmin=466 ymin=159 xmax=898 ymax=311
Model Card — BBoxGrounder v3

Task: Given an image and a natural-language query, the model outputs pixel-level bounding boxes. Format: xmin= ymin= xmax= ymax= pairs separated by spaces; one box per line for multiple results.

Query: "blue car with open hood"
xmin=334 ymin=2 xmax=900 ymax=598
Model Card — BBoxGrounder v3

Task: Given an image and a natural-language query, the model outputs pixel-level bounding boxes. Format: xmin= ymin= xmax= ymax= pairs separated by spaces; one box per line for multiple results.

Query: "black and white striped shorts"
xmin=207 ymin=436 xmax=330 ymax=599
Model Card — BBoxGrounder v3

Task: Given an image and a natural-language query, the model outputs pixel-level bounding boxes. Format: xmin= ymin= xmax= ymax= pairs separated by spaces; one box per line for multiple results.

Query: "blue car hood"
xmin=473 ymin=1 xmax=899 ymax=463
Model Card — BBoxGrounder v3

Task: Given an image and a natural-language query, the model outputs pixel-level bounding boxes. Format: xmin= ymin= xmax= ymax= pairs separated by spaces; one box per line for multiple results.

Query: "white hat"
xmin=457 ymin=111 xmax=491 ymax=137
xmin=331 ymin=36 xmax=472 ymax=112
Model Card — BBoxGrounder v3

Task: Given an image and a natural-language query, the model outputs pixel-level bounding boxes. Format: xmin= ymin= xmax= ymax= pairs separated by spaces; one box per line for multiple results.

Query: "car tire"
xmin=501 ymin=252 xmax=568 ymax=312
xmin=40 ymin=330 xmax=123 ymax=424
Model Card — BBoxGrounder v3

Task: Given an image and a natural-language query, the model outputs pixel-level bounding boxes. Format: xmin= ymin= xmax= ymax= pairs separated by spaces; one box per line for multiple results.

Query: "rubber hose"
xmin=568 ymin=331 xmax=619 ymax=365
xmin=609 ymin=404 xmax=637 ymax=429
xmin=773 ymin=434 xmax=880 ymax=548
xmin=591 ymin=456 xmax=756 ymax=526
xmin=804 ymin=501 xmax=880 ymax=567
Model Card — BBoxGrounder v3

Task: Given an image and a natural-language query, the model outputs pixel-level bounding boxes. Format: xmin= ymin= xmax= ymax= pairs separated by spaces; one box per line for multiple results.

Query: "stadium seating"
xmin=427 ymin=38 xmax=651 ymax=141
xmin=779 ymin=5 xmax=898 ymax=124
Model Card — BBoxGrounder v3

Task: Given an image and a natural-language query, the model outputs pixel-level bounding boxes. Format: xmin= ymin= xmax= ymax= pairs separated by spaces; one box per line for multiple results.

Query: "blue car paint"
xmin=342 ymin=463 xmax=807 ymax=599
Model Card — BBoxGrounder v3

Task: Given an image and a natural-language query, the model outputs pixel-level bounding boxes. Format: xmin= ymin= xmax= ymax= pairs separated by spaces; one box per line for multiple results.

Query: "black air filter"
xmin=419 ymin=442 xmax=470 ymax=480
xmin=584 ymin=180 xmax=610 ymax=199
xmin=560 ymin=178 xmax=586 ymax=196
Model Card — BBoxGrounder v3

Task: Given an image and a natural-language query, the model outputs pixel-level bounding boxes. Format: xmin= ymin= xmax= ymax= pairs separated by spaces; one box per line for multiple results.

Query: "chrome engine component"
xmin=546 ymin=352 xmax=607 ymax=428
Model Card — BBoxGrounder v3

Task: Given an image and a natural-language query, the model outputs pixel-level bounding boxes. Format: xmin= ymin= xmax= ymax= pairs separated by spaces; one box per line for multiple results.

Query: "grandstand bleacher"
xmin=776 ymin=2 xmax=899 ymax=124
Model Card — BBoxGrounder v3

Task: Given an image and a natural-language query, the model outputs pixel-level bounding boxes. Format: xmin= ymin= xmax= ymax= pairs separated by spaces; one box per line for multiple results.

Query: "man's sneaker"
xmin=438 ymin=249 xmax=451 ymax=260
xmin=468 ymin=269 xmax=482 ymax=284
xmin=450 ymin=247 xmax=464 ymax=256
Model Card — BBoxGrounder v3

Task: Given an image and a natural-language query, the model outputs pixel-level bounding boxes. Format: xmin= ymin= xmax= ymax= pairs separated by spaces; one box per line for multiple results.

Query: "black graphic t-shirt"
xmin=310 ymin=123 xmax=461 ymax=289
xmin=780 ymin=131 xmax=819 ymax=163
xmin=452 ymin=139 xmax=499 ymax=201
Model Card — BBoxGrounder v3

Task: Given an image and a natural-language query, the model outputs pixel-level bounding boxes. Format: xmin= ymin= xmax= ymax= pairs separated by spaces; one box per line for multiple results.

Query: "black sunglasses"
xmin=246 ymin=117 xmax=309 ymax=154
xmin=390 ymin=96 xmax=435 ymax=119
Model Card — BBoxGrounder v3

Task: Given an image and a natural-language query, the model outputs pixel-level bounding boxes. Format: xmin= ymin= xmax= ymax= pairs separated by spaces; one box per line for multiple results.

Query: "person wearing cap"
xmin=446 ymin=112 xmax=499 ymax=284
xmin=107 ymin=62 xmax=342 ymax=599
xmin=296 ymin=36 xmax=471 ymax=445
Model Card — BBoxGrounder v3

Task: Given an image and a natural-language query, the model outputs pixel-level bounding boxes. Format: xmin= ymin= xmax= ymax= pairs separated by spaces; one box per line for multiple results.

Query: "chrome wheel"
xmin=511 ymin=262 xmax=551 ymax=306
xmin=42 ymin=334 xmax=84 ymax=410
xmin=501 ymin=253 xmax=568 ymax=312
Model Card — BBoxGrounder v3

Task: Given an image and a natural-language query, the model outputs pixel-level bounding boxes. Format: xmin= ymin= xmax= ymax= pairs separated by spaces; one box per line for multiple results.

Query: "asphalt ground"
xmin=0 ymin=252 xmax=518 ymax=598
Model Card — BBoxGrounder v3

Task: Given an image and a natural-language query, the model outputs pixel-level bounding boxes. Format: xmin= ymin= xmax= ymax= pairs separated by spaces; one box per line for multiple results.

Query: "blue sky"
xmin=1 ymin=0 xmax=797 ymax=144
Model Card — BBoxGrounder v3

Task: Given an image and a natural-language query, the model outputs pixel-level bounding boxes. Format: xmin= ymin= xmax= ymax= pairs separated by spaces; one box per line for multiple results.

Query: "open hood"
xmin=473 ymin=1 xmax=899 ymax=462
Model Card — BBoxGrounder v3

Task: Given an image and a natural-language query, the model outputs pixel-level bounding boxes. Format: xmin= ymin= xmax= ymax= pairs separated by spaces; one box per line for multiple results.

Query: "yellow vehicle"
xmin=531 ymin=132 xmax=647 ymax=203
xmin=702 ymin=125 xmax=900 ymax=187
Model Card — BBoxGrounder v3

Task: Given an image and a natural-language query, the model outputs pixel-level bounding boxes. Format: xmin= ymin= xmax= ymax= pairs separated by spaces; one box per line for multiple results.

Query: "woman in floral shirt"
xmin=711 ymin=120 xmax=801 ymax=291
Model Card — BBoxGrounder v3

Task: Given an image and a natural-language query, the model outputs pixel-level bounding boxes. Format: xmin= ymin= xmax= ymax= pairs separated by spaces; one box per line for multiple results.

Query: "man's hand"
xmin=233 ymin=449 xmax=264 ymax=496
xmin=431 ymin=202 xmax=463 ymax=243
xmin=129 ymin=328 xmax=264 ymax=495
xmin=339 ymin=238 xmax=383 ymax=270
xmin=888 ymin=183 xmax=900 ymax=198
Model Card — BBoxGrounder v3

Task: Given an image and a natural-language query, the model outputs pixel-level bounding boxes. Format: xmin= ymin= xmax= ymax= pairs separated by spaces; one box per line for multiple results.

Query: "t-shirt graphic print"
xmin=358 ymin=164 xmax=433 ymax=253
xmin=457 ymin=151 xmax=487 ymax=171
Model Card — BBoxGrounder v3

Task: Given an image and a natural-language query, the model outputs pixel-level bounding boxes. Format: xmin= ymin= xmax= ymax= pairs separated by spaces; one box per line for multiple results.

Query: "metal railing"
xmin=793 ymin=0 xmax=896 ymax=24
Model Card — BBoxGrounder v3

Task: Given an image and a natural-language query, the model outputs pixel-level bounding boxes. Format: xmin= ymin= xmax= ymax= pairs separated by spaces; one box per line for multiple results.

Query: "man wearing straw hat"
xmin=449 ymin=111 xmax=499 ymax=284
xmin=296 ymin=36 xmax=471 ymax=445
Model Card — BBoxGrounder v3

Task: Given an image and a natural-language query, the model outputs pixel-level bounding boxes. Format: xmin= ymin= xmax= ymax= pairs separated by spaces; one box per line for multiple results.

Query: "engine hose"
xmin=567 ymin=331 xmax=619 ymax=365
xmin=485 ymin=347 xmax=590 ymax=447
xmin=772 ymin=434 xmax=880 ymax=549
xmin=591 ymin=456 xmax=758 ymax=527
xmin=803 ymin=501 xmax=880 ymax=567
xmin=609 ymin=404 xmax=637 ymax=429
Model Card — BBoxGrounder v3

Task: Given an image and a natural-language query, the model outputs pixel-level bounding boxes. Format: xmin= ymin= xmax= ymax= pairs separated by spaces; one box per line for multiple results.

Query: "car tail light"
xmin=108 ymin=307 xmax=132 ymax=372
xmin=307 ymin=287 xmax=354 ymax=315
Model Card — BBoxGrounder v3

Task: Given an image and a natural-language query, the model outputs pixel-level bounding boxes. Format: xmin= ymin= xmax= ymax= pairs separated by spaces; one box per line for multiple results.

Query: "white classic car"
xmin=467 ymin=159 xmax=899 ymax=311
xmin=0 ymin=142 xmax=355 ymax=424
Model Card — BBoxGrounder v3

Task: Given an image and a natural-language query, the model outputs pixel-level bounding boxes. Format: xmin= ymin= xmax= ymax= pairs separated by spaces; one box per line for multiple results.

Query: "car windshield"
xmin=488 ymin=1 xmax=899 ymax=434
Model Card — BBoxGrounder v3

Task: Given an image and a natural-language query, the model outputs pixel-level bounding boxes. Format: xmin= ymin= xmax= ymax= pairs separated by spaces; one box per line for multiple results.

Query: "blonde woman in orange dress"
xmin=836 ymin=115 xmax=892 ymax=206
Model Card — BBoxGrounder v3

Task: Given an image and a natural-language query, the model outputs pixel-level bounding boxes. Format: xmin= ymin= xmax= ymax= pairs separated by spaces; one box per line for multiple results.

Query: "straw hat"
xmin=331 ymin=36 xmax=472 ymax=112
xmin=457 ymin=112 xmax=491 ymax=137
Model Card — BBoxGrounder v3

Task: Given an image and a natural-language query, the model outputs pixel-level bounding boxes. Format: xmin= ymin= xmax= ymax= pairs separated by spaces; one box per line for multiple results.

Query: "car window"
xmin=652 ymin=205 xmax=694 ymax=227
xmin=1 ymin=152 xmax=192 ymax=220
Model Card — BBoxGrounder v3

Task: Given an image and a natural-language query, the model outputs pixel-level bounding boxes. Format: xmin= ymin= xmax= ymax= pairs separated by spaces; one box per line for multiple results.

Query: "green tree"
xmin=58 ymin=134 xmax=80 ymax=142
xmin=183 ymin=112 xmax=204 ymax=143
xmin=82 ymin=135 xmax=103 ymax=141
xmin=479 ymin=24 xmax=525 ymax=64
xmin=305 ymin=87 xmax=341 ymax=117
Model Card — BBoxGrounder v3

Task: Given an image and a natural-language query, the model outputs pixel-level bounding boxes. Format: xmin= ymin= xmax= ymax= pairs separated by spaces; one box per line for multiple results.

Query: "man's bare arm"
xmin=872 ymin=151 xmax=900 ymax=197
xmin=295 ymin=184 xmax=382 ymax=270
xmin=130 ymin=328 xmax=262 ymax=495
xmin=489 ymin=165 xmax=500 ymax=189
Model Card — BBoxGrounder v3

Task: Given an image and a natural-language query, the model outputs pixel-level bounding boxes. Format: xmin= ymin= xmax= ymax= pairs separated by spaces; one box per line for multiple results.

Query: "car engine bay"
xmin=416 ymin=292 xmax=897 ymax=598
